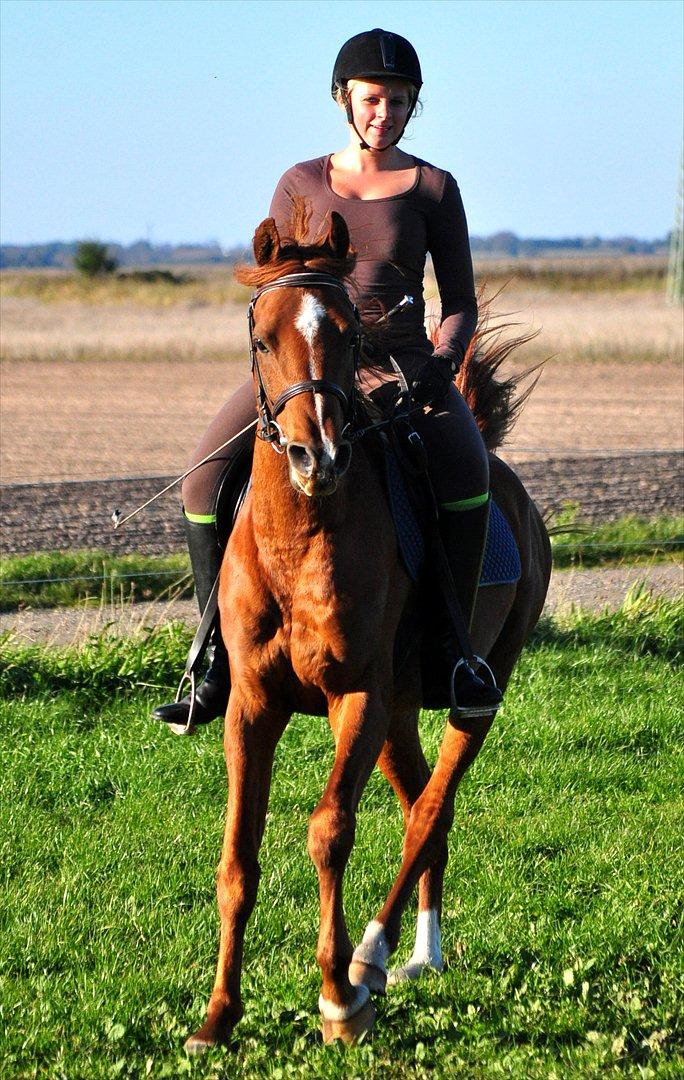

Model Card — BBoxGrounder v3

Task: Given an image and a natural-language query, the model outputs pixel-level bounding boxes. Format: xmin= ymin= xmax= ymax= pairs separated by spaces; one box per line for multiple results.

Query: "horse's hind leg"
xmin=350 ymin=710 xmax=494 ymax=995
xmin=355 ymin=588 xmax=542 ymax=988
xmin=349 ymin=707 xmax=448 ymax=993
xmin=185 ymin=695 xmax=288 ymax=1053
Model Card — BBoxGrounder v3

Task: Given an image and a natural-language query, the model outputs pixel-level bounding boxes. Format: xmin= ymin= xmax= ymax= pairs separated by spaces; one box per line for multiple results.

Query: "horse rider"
xmin=154 ymin=28 xmax=503 ymax=731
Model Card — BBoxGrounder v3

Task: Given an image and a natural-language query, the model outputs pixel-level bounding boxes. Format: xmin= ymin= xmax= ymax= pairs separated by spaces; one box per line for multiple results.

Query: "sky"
xmin=1 ymin=0 xmax=682 ymax=246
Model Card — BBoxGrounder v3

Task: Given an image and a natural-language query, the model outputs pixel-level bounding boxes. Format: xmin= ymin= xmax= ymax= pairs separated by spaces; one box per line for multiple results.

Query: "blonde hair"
xmin=335 ymin=77 xmax=420 ymax=112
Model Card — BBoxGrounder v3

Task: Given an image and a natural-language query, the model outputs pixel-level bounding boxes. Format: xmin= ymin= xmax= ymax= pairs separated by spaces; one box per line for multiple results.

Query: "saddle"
xmin=377 ymin=422 xmax=520 ymax=708
xmin=381 ymin=430 xmax=521 ymax=590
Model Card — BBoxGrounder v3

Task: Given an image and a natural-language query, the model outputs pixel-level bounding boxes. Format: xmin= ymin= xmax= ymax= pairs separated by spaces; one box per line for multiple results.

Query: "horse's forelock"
xmin=235 ymin=196 xmax=356 ymax=289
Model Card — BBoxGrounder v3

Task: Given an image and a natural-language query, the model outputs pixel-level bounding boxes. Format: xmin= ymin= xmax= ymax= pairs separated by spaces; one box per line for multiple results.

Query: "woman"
xmin=154 ymin=28 xmax=501 ymax=731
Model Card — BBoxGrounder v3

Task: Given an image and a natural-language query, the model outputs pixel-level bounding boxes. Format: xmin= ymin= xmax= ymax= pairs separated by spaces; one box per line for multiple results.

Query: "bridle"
xmin=247 ymin=271 xmax=362 ymax=451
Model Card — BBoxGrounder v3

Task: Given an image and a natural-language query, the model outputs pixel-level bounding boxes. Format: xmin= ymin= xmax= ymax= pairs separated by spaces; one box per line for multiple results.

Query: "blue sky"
xmin=1 ymin=0 xmax=682 ymax=245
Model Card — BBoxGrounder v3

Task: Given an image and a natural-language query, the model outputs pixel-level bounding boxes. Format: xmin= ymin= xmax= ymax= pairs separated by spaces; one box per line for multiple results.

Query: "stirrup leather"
xmin=450 ymin=656 xmax=502 ymax=719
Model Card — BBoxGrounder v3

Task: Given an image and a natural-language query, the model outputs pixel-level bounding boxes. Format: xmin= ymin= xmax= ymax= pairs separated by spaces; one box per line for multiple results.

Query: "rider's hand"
xmin=410 ymin=355 xmax=457 ymax=409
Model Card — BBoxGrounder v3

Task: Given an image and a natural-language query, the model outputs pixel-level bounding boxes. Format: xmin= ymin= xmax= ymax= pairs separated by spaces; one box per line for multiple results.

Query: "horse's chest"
xmin=226 ymin=527 xmax=389 ymax=696
xmin=275 ymin=569 xmax=376 ymax=694
xmin=288 ymin=586 xmax=359 ymax=686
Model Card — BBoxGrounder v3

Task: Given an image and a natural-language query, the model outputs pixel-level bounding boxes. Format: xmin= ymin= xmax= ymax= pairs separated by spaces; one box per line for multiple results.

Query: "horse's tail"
xmin=450 ymin=288 xmax=544 ymax=453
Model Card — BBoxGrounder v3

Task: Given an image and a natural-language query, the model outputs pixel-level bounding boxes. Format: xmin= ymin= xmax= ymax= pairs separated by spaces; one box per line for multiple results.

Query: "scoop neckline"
xmin=323 ymin=154 xmax=421 ymax=202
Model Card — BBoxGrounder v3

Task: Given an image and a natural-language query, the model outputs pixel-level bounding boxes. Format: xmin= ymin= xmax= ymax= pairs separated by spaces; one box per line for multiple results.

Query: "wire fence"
xmin=1 ymin=450 xmax=682 ymax=596
xmin=2 ymin=539 xmax=681 ymax=594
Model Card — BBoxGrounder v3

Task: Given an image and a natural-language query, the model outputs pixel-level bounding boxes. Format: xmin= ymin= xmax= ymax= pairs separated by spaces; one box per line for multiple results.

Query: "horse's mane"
xmin=235 ymin=197 xmax=357 ymax=289
xmin=451 ymin=287 xmax=544 ymax=452
xmin=237 ymin=203 xmax=542 ymax=451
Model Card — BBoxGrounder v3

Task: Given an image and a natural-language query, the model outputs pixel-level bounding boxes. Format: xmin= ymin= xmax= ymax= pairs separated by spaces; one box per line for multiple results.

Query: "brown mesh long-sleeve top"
xmin=269 ymin=155 xmax=478 ymax=369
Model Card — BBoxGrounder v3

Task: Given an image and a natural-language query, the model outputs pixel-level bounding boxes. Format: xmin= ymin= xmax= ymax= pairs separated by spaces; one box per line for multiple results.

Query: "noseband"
xmin=247 ymin=272 xmax=361 ymax=449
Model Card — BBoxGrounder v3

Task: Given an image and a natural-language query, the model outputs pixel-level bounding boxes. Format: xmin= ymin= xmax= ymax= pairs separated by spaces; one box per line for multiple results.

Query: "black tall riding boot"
xmin=153 ymin=517 xmax=230 ymax=732
xmin=439 ymin=498 xmax=503 ymax=718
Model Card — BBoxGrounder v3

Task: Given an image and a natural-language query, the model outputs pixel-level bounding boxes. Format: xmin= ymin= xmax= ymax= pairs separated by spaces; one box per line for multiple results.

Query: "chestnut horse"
xmin=185 ymin=208 xmax=551 ymax=1051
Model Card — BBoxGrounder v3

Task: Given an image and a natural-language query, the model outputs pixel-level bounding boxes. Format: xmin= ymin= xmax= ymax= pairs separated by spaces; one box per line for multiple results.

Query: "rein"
xmin=247 ymin=272 xmax=362 ymax=449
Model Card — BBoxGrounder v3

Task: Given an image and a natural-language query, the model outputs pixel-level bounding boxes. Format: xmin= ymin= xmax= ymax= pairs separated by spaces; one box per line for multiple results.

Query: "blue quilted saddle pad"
xmin=481 ymin=498 xmax=521 ymax=586
xmin=384 ymin=448 xmax=521 ymax=587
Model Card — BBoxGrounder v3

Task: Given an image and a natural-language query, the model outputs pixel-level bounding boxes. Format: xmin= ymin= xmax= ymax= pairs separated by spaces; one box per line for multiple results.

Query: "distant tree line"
xmin=0 ymin=239 xmax=251 ymax=270
xmin=469 ymin=232 xmax=670 ymax=256
xmin=0 ymin=233 xmax=669 ymax=270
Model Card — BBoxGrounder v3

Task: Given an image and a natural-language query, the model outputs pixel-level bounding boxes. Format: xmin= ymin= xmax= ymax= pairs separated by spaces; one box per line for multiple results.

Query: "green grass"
xmin=1 ymin=594 xmax=682 ymax=1077
xmin=0 ymin=550 xmax=192 ymax=611
xmin=549 ymin=514 xmax=684 ymax=569
xmin=2 ymin=516 xmax=681 ymax=612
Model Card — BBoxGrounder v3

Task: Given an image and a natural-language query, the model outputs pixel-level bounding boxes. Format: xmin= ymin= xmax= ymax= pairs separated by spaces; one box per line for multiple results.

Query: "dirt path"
xmin=1 ymin=451 xmax=681 ymax=557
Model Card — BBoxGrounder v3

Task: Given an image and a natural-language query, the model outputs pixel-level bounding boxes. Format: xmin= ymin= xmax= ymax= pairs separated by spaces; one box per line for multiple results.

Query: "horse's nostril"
xmin=335 ymin=441 xmax=352 ymax=477
xmin=287 ymin=443 xmax=314 ymax=478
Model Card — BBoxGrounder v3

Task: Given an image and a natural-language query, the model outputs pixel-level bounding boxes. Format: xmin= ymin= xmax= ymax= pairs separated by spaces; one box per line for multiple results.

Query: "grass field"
xmin=1 ymin=260 xmax=681 ymax=368
xmin=0 ymin=551 xmax=192 ymax=612
xmin=1 ymin=517 xmax=681 ymax=611
xmin=0 ymin=258 xmax=668 ymax=307
xmin=1 ymin=594 xmax=682 ymax=1078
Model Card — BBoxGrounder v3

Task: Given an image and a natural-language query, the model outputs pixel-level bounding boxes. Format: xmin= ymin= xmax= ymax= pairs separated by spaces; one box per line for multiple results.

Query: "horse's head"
xmin=238 ymin=208 xmax=360 ymax=498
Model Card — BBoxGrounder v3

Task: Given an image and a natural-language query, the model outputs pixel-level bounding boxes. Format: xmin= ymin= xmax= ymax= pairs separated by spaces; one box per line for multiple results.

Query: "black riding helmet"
xmin=331 ymin=29 xmax=422 ymax=150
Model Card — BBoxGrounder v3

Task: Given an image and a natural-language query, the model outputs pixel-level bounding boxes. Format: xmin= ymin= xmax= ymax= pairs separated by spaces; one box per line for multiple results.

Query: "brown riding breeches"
xmin=181 ymin=372 xmax=489 ymax=519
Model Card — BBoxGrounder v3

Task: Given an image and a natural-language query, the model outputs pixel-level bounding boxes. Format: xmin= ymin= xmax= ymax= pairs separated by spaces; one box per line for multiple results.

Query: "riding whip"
xmin=110 ymin=419 xmax=258 ymax=531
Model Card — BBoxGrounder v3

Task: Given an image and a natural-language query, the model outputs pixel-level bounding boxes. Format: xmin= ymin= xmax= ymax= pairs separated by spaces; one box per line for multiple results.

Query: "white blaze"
xmin=294 ymin=291 xmax=337 ymax=460
xmin=295 ymin=292 xmax=326 ymax=376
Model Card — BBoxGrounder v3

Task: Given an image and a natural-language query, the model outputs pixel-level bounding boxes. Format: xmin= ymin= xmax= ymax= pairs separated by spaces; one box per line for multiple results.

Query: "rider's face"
xmin=347 ymin=79 xmax=413 ymax=149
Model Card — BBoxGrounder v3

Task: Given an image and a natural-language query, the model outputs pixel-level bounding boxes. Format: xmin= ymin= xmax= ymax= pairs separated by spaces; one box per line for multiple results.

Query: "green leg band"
xmin=183 ymin=510 xmax=217 ymax=525
xmin=440 ymin=492 xmax=490 ymax=512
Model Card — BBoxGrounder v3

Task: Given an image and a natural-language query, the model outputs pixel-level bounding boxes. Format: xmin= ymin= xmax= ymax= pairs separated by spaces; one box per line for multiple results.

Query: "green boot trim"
xmin=184 ymin=510 xmax=217 ymax=525
xmin=440 ymin=491 xmax=490 ymax=513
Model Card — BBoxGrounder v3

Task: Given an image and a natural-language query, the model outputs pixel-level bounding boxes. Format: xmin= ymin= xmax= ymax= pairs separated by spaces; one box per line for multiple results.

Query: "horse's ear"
xmin=253 ymin=218 xmax=281 ymax=266
xmin=326 ymin=211 xmax=350 ymax=260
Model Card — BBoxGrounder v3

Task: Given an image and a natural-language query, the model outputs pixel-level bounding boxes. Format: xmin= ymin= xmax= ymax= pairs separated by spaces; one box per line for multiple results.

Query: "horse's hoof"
xmin=184 ymin=1017 xmax=235 ymax=1054
xmin=349 ymin=959 xmax=387 ymax=995
xmin=184 ymin=1033 xmax=212 ymax=1055
xmin=387 ymin=958 xmax=444 ymax=986
xmin=321 ymin=998 xmax=376 ymax=1045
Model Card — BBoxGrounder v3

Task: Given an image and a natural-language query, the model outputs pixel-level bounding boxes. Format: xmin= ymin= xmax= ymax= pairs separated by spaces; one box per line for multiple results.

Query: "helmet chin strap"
xmin=343 ymin=91 xmax=415 ymax=152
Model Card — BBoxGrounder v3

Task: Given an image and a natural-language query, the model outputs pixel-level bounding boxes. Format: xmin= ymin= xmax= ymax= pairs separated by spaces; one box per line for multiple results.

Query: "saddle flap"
xmin=383 ymin=440 xmax=521 ymax=588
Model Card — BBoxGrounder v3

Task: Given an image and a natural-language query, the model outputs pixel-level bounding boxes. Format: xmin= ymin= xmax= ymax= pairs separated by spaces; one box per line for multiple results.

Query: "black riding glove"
xmin=410 ymin=355 xmax=458 ymax=409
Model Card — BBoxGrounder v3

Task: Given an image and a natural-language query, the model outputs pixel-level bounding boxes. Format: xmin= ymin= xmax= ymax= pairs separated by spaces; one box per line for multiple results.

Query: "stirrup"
xmin=450 ymin=656 xmax=502 ymax=719
xmin=168 ymin=670 xmax=198 ymax=737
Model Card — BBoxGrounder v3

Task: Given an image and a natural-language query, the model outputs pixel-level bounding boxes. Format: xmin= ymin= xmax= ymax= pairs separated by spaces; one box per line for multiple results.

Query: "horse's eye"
xmin=254 ymin=338 xmax=269 ymax=354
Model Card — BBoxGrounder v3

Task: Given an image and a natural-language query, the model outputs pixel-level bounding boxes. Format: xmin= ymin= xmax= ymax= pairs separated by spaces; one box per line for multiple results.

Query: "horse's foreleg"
xmin=185 ymin=696 xmax=288 ymax=1053
xmin=350 ymin=708 xmax=447 ymax=993
xmin=308 ymin=689 xmax=389 ymax=1043
xmin=355 ymin=713 xmax=494 ymax=991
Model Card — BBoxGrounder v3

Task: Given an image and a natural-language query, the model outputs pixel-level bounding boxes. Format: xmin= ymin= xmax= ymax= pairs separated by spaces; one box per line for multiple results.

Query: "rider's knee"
xmin=181 ymin=466 xmax=220 ymax=518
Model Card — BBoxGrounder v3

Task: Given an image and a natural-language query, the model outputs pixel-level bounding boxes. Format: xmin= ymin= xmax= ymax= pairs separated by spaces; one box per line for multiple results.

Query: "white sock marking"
xmin=387 ymin=907 xmax=443 ymax=986
xmin=351 ymin=920 xmax=390 ymax=972
xmin=318 ymin=983 xmax=370 ymax=1021
xmin=411 ymin=907 xmax=443 ymax=968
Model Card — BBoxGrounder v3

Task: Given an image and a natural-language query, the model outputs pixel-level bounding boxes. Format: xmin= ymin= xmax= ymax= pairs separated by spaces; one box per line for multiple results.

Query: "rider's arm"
xmin=427 ymin=173 xmax=478 ymax=371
